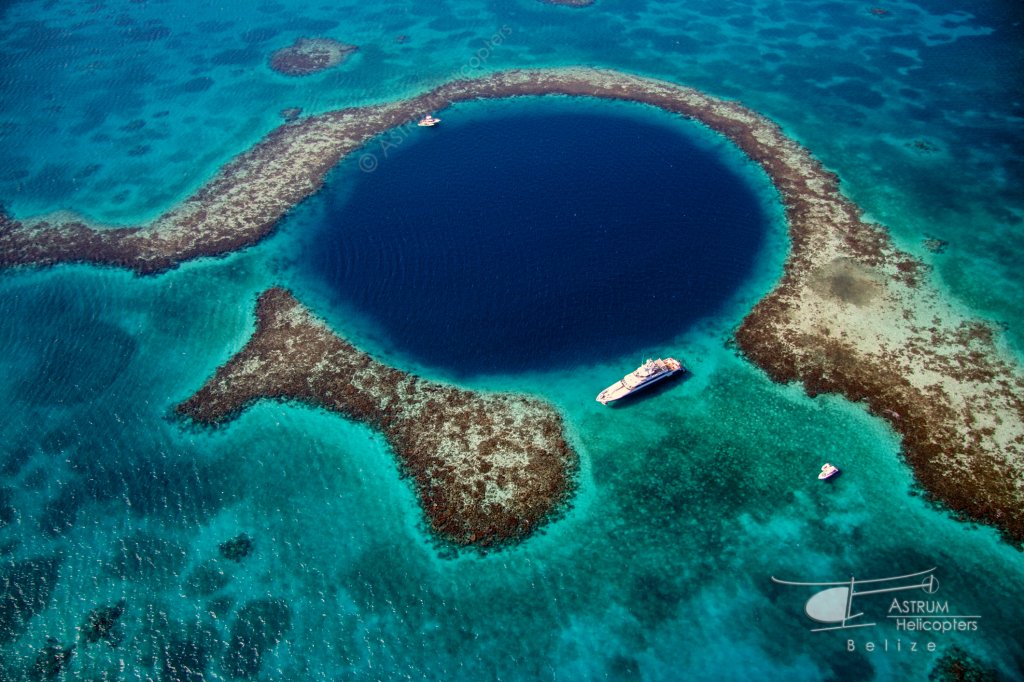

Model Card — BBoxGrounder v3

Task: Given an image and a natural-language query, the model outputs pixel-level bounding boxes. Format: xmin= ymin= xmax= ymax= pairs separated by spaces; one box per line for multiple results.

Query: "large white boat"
xmin=596 ymin=357 xmax=684 ymax=405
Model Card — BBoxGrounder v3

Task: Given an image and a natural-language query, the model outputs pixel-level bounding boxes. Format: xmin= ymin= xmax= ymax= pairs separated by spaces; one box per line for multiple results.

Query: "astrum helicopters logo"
xmin=771 ymin=567 xmax=979 ymax=635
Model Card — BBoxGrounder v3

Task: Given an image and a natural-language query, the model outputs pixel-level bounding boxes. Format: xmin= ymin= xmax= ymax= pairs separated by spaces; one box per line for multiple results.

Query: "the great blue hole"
xmin=301 ymin=99 xmax=770 ymax=377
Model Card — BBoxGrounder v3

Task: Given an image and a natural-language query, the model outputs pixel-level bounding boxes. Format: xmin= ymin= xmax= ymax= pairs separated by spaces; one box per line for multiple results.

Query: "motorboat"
xmin=818 ymin=463 xmax=840 ymax=480
xmin=596 ymin=358 xmax=684 ymax=405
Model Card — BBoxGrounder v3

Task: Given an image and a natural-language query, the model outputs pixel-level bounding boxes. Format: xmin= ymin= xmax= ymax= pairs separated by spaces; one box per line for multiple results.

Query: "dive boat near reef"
xmin=596 ymin=358 xmax=684 ymax=405
xmin=818 ymin=463 xmax=840 ymax=480
xmin=417 ymin=114 xmax=441 ymax=127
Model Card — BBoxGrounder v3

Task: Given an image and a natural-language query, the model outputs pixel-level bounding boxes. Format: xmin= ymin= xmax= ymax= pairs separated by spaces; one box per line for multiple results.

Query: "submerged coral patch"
xmin=2 ymin=67 xmax=1023 ymax=544
xmin=218 ymin=533 xmax=254 ymax=562
xmin=268 ymin=37 xmax=356 ymax=76
xmin=79 ymin=600 xmax=126 ymax=646
xmin=176 ymin=288 xmax=578 ymax=547
xmin=30 ymin=638 xmax=75 ymax=680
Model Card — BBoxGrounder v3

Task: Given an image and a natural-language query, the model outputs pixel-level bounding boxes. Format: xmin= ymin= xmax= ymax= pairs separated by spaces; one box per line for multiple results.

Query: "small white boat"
xmin=417 ymin=115 xmax=441 ymax=127
xmin=818 ymin=463 xmax=840 ymax=480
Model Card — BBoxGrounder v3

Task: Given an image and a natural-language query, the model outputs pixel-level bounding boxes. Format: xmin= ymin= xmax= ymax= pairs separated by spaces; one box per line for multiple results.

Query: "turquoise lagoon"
xmin=0 ymin=0 xmax=1022 ymax=680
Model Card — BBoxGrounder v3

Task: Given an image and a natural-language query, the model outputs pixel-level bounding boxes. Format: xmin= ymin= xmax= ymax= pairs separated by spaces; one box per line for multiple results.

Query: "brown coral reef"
xmin=3 ymin=67 xmax=1023 ymax=543
xmin=268 ymin=37 xmax=357 ymax=77
xmin=176 ymin=288 xmax=576 ymax=546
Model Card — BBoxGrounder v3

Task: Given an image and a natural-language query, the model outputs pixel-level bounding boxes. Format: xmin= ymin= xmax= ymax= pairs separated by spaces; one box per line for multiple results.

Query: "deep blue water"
xmin=1 ymin=0 xmax=1023 ymax=680
xmin=305 ymin=102 xmax=767 ymax=376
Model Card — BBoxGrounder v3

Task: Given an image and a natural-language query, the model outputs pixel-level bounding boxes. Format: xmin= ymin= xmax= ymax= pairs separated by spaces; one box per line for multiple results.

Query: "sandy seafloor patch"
xmin=0 ymin=0 xmax=1022 ymax=679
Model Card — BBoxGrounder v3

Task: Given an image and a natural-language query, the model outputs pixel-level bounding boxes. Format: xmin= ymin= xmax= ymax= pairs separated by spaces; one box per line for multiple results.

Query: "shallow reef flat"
xmin=0 ymin=67 xmax=790 ymax=275
xmin=3 ymin=66 xmax=1022 ymax=544
xmin=734 ymin=202 xmax=1024 ymax=546
xmin=176 ymin=287 xmax=576 ymax=547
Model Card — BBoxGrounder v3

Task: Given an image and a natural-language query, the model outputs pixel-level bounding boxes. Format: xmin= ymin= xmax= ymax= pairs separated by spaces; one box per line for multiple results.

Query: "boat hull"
xmin=596 ymin=367 xmax=682 ymax=404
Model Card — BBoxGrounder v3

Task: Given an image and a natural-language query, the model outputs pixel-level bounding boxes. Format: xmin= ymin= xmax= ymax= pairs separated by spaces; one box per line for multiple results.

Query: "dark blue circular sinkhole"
xmin=302 ymin=100 xmax=770 ymax=376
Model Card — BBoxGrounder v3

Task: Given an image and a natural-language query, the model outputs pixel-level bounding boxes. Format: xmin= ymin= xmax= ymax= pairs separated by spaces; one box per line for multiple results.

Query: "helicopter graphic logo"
xmin=771 ymin=567 xmax=940 ymax=632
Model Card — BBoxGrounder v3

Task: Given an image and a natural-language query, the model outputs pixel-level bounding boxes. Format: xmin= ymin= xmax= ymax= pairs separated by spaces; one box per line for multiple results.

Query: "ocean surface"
xmin=300 ymin=99 xmax=770 ymax=377
xmin=1 ymin=0 xmax=1022 ymax=680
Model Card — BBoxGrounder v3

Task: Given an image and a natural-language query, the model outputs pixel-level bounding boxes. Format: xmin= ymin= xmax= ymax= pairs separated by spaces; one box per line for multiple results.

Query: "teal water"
xmin=1 ymin=0 xmax=1023 ymax=680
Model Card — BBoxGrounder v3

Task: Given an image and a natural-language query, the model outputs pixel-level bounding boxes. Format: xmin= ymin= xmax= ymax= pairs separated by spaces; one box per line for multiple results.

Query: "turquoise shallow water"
xmin=1 ymin=0 xmax=1023 ymax=680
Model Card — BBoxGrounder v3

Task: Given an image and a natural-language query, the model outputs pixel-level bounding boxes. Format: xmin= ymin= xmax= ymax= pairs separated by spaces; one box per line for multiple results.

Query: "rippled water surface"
xmin=1 ymin=0 xmax=1022 ymax=680
xmin=300 ymin=99 xmax=771 ymax=376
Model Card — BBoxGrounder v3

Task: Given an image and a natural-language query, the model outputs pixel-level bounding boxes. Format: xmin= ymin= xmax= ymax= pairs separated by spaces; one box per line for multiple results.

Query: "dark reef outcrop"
xmin=177 ymin=288 xmax=577 ymax=546
xmin=928 ymin=646 xmax=1000 ymax=681
xmin=79 ymin=599 xmax=126 ymax=646
xmin=279 ymin=106 xmax=302 ymax=123
xmin=218 ymin=533 xmax=254 ymax=562
xmin=268 ymin=37 xmax=356 ymax=76
xmin=3 ymin=67 xmax=1023 ymax=544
